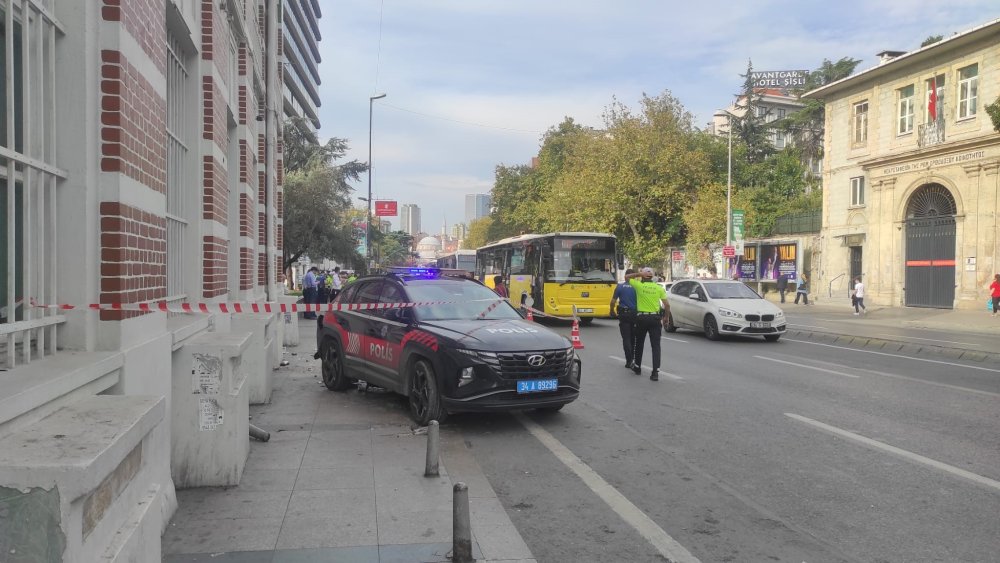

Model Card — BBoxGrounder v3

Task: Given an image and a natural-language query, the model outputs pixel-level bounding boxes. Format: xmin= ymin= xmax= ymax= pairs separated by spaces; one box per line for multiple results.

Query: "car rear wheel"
xmin=664 ymin=312 xmax=677 ymax=333
xmin=409 ymin=358 xmax=448 ymax=425
xmin=763 ymin=334 xmax=781 ymax=342
xmin=321 ymin=338 xmax=352 ymax=391
xmin=703 ymin=315 xmax=720 ymax=341
xmin=579 ymin=317 xmax=594 ymax=326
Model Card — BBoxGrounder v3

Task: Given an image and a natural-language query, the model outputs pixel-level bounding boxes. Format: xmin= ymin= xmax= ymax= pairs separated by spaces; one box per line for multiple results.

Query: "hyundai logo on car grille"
xmin=526 ymin=354 xmax=547 ymax=367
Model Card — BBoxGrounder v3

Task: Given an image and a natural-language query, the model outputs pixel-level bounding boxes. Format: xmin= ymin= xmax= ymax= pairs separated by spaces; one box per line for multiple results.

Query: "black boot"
xmin=650 ymin=371 xmax=659 ymax=381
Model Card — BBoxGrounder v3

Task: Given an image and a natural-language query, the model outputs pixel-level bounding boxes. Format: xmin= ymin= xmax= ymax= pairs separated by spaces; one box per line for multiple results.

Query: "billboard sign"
xmin=374 ymin=200 xmax=398 ymax=217
xmin=732 ymin=209 xmax=745 ymax=242
xmin=758 ymin=242 xmax=798 ymax=281
xmin=751 ymin=70 xmax=808 ymax=90
xmin=671 ymin=250 xmax=685 ymax=262
xmin=727 ymin=243 xmax=757 ymax=281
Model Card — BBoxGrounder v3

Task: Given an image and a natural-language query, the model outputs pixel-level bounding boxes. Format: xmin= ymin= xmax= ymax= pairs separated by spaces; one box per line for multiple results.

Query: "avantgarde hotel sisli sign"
xmin=751 ymin=70 xmax=808 ymax=89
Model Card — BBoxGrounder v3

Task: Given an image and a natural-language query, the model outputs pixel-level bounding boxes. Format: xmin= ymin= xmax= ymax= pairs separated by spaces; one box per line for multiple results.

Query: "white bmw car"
xmin=665 ymin=279 xmax=786 ymax=342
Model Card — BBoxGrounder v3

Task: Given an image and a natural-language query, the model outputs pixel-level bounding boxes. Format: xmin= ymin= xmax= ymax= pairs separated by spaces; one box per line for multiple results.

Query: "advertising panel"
xmin=757 ymin=242 xmax=797 ymax=281
xmin=726 ymin=243 xmax=757 ymax=281
xmin=374 ymin=200 xmax=398 ymax=217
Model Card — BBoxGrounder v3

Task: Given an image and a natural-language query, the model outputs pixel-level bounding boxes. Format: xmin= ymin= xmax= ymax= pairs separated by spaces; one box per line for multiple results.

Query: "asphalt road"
xmin=452 ymin=319 xmax=1000 ymax=563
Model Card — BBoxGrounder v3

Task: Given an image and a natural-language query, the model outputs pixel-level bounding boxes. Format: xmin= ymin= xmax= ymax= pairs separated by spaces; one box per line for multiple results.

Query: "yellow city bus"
xmin=475 ymin=232 xmax=619 ymax=323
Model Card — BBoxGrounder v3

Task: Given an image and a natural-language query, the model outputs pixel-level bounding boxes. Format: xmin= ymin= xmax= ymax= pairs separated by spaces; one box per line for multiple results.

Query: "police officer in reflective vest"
xmin=624 ymin=267 xmax=669 ymax=381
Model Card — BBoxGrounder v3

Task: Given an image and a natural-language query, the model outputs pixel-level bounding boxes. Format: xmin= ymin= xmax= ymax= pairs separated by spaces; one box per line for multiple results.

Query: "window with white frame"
xmin=957 ymin=64 xmax=978 ymax=119
xmin=897 ymin=85 xmax=914 ymax=135
xmin=1 ymin=2 xmax=64 ymax=368
xmin=924 ymin=74 xmax=944 ymax=122
xmin=850 ymin=176 xmax=865 ymax=207
xmin=852 ymin=101 xmax=868 ymax=145
xmin=166 ymin=31 xmax=192 ymax=301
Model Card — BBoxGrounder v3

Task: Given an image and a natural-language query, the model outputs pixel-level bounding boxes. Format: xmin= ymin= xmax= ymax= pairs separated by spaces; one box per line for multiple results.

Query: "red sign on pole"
xmin=374 ymin=200 xmax=398 ymax=217
xmin=671 ymin=250 xmax=685 ymax=262
xmin=722 ymin=245 xmax=735 ymax=258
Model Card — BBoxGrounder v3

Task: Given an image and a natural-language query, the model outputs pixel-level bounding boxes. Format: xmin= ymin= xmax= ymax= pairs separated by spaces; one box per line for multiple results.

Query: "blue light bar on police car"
xmin=389 ymin=267 xmax=439 ymax=277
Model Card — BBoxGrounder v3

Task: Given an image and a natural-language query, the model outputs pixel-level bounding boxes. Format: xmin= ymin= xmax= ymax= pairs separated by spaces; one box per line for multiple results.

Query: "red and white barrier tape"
xmin=28 ymin=297 xmax=500 ymax=315
xmin=523 ymin=305 xmax=579 ymax=322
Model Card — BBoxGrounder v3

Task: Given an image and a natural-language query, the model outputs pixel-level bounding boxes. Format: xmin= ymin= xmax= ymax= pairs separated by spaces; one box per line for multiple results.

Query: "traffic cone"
xmin=570 ymin=318 xmax=585 ymax=349
xmin=525 ymin=308 xmax=534 ymax=322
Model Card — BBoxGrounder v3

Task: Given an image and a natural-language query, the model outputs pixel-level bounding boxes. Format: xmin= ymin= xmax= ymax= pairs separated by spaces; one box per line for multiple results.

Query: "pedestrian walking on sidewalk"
xmin=776 ymin=273 xmax=789 ymax=303
xmin=794 ymin=273 xmax=810 ymax=305
xmin=610 ymin=269 xmax=638 ymax=370
xmin=990 ymin=274 xmax=1000 ymax=317
xmin=625 ymin=267 xmax=669 ymax=381
xmin=852 ymin=277 xmax=867 ymax=315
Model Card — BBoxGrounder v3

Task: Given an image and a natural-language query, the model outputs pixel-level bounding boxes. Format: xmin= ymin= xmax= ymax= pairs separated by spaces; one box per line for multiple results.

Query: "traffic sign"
xmin=722 ymin=245 xmax=735 ymax=258
xmin=672 ymin=250 xmax=685 ymax=262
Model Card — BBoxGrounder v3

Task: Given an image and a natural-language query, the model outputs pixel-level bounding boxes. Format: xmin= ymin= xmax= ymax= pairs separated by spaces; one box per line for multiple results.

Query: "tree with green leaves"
xmin=921 ymin=35 xmax=944 ymax=47
xmin=732 ymin=60 xmax=776 ymax=165
xmin=281 ymin=119 xmax=368 ymax=274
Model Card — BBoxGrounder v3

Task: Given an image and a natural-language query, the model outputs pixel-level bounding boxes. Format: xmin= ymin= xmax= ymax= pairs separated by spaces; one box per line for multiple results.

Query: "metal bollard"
xmin=424 ymin=420 xmax=440 ymax=477
xmin=249 ymin=423 xmax=271 ymax=442
xmin=452 ymin=482 xmax=473 ymax=563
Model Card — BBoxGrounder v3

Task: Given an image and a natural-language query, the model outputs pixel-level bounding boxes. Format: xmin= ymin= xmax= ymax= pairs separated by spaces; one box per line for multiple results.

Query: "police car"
xmin=314 ymin=267 xmax=582 ymax=425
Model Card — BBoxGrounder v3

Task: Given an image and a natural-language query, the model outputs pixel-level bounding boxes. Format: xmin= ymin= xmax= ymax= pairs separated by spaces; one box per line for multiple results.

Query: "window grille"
xmin=1 ymin=0 xmax=65 ymax=369
xmin=165 ymin=32 xmax=189 ymax=305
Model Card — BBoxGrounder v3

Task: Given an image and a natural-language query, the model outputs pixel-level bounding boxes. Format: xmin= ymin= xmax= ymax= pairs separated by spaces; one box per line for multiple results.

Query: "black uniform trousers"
xmin=632 ymin=313 xmax=663 ymax=372
xmin=617 ymin=308 xmax=636 ymax=365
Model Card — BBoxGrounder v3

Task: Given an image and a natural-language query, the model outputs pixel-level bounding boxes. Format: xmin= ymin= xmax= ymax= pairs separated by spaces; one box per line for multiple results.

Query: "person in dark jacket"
xmin=609 ymin=269 xmax=638 ymax=369
xmin=776 ymin=274 xmax=789 ymax=303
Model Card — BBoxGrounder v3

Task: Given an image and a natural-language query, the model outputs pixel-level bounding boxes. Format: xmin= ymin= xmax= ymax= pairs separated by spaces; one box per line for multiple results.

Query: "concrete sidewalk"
xmin=763 ymin=291 xmax=1000 ymax=362
xmin=162 ymin=320 xmax=535 ymax=563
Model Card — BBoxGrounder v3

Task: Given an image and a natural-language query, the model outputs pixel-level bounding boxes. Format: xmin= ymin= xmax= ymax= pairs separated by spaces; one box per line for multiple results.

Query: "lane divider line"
xmin=785 ymin=413 xmax=1000 ymax=493
xmin=608 ymin=356 xmax=683 ymax=380
xmin=753 ymin=356 xmax=860 ymax=379
xmin=662 ymin=336 xmax=689 ymax=343
xmin=514 ymin=412 xmax=701 ymax=563
xmin=783 ymin=338 xmax=1000 ymax=374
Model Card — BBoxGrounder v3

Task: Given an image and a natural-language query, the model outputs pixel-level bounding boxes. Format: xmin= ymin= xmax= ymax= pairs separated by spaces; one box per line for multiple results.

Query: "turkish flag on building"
xmin=928 ymin=77 xmax=937 ymax=121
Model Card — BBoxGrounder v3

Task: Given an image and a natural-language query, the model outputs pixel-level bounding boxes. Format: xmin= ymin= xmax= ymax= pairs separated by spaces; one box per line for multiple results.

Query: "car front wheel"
xmin=409 ymin=358 xmax=447 ymax=425
xmin=321 ymin=338 xmax=352 ymax=391
xmin=703 ymin=315 xmax=720 ymax=341
xmin=763 ymin=334 xmax=781 ymax=342
xmin=664 ymin=312 xmax=677 ymax=333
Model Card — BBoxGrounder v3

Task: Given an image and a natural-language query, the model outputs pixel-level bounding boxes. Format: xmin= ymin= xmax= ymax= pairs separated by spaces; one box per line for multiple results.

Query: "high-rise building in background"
xmin=283 ymin=0 xmax=323 ymax=128
xmin=400 ymin=204 xmax=421 ymax=237
xmin=452 ymin=223 xmax=468 ymax=241
xmin=465 ymin=194 xmax=491 ymax=224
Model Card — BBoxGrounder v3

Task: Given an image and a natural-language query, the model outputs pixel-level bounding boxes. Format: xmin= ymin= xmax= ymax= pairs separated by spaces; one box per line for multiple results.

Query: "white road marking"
xmin=785 ymin=413 xmax=1000 ymax=493
xmin=855 ymin=366 xmax=1000 ymax=399
xmin=872 ymin=333 xmax=979 ymax=347
xmin=753 ymin=356 xmax=860 ymax=378
xmin=662 ymin=336 xmax=689 ymax=343
xmin=608 ymin=356 xmax=683 ymax=380
xmin=514 ymin=412 xmax=701 ymax=563
xmin=783 ymin=338 xmax=1000 ymax=373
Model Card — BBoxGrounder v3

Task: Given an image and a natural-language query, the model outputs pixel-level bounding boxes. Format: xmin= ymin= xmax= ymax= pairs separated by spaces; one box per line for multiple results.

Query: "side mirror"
xmin=688 ymin=293 xmax=700 ymax=301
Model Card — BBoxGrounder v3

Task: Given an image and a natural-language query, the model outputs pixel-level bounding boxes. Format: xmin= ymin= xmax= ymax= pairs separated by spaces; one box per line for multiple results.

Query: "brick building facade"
xmin=0 ymin=1 xmax=287 ymax=560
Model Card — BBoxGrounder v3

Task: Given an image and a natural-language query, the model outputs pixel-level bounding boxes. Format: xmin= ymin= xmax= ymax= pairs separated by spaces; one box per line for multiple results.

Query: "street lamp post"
xmin=367 ymin=93 xmax=387 ymax=269
xmin=714 ymin=111 xmax=735 ymax=247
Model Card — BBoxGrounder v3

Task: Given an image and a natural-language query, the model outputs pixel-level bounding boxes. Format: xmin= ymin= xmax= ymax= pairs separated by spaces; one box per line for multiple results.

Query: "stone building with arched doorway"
xmin=804 ymin=18 xmax=1000 ymax=309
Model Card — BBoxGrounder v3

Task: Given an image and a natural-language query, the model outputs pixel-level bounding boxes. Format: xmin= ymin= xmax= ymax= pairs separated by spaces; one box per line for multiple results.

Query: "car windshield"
xmin=404 ymin=279 xmax=522 ymax=321
xmin=704 ymin=282 xmax=762 ymax=299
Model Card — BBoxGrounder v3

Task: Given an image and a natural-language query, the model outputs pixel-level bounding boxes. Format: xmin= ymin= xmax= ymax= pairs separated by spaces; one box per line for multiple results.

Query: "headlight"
xmin=458 ymin=366 xmax=475 ymax=387
xmin=775 ymin=310 xmax=785 ymax=318
xmin=718 ymin=308 xmax=743 ymax=319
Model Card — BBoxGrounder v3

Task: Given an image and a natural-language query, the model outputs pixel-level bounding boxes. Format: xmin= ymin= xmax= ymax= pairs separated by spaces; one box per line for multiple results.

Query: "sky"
xmin=315 ymin=1 xmax=999 ymax=235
